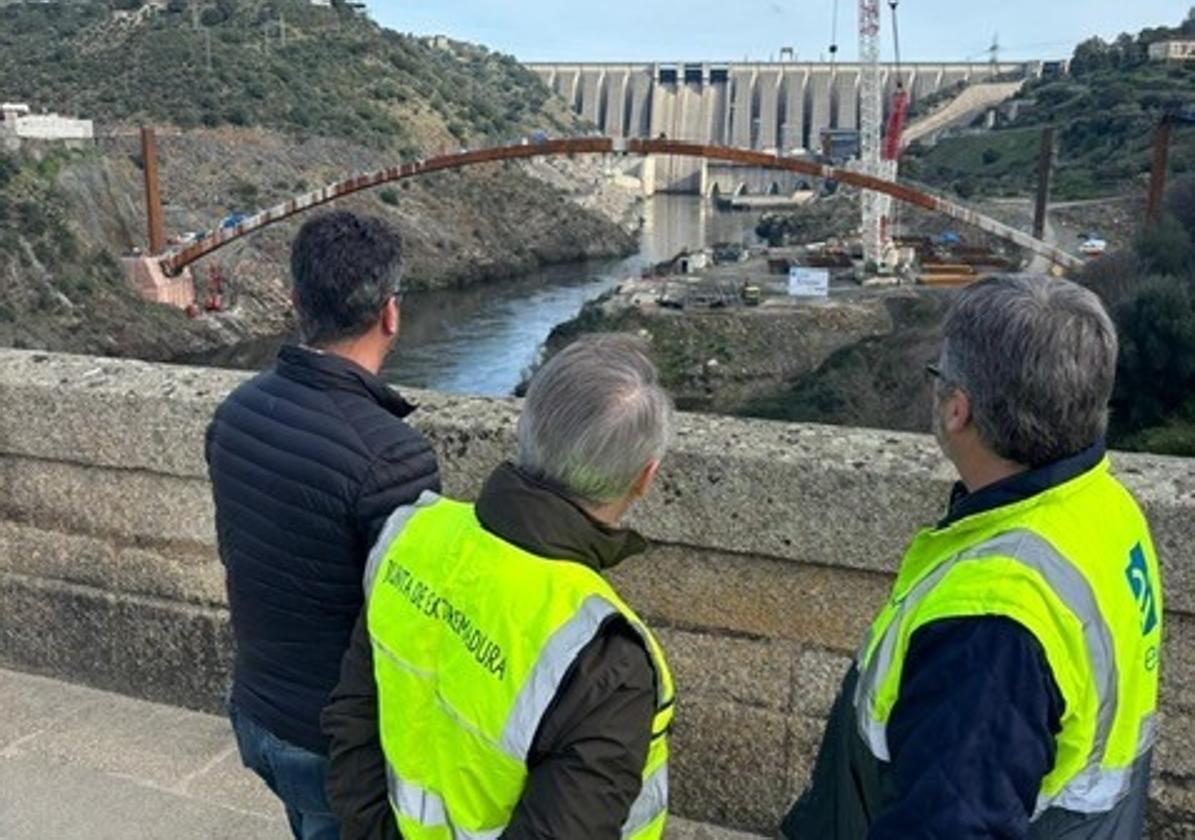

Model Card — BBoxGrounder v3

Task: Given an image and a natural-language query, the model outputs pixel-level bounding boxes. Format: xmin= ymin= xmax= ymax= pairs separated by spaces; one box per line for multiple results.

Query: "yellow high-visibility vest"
xmin=363 ymin=492 xmax=674 ymax=840
xmin=855 ymin=457 xmax=1162 ymax=817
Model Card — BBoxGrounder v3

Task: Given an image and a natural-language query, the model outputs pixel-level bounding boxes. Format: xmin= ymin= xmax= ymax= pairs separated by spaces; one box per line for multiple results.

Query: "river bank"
xmin=187 ymin=195 xmax=767 ymax=396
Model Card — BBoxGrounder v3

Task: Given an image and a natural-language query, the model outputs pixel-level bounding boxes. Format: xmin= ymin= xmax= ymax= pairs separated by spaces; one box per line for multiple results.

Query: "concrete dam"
xmin=528 ymin=60 xmax=1037 ymax=193
xmin=1 ymin=349 xmax=1193 ymax=837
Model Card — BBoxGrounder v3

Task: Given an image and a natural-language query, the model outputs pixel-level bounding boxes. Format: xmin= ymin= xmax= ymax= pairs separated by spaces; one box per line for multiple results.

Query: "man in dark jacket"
xmin=322 ymin=334 xmax=675 ymax=840
xmin=206 ymin=211 xmax=440 ymax=840
xmin=781 ymin=275 xmax=1162 ymax=839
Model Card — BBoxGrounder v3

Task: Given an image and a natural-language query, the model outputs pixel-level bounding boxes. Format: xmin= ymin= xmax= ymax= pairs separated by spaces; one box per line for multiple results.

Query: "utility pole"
xmin=1147 ymin=109 xmax=1195 ymax=225
xmin=1033 ymin=126 xmax=1056 ymax=241
xmin=280 ymin=13 xmax=286 ymax=48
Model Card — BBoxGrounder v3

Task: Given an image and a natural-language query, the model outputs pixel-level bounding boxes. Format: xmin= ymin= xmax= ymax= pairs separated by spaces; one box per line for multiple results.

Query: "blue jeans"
xmin=229 ymin=703 xmax=340 ymax=840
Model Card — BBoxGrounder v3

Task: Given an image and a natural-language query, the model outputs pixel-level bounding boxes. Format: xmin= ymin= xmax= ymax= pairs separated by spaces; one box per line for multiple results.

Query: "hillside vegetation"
xmin=0 ymin=0 xmax=575 ymax=153
xmin=0 ymin=0 xmax=638 ymax=360
xmin=905 ymin=9 xmax=1195 ymax=200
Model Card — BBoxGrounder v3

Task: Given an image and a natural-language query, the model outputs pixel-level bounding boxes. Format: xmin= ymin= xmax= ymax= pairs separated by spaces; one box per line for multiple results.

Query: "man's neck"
xmin=318 ymin=337 xmax=384 ymax=375
xmin=956 ymin=451 xmax=1028 ymax=494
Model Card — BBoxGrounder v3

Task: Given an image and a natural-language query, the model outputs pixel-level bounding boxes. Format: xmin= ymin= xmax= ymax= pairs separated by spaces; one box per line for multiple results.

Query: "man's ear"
xmin=943 ymin=389 xmax=972 ymax=435
xmin=631 ymin=459 xmax=661 ymax=501
xmin=381 ymin=297 xmax=400 ymax=338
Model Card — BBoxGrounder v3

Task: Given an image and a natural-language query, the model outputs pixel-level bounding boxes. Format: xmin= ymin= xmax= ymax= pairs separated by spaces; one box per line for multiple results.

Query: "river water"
xmin=193 ymin=195 xmax=762 ymax=397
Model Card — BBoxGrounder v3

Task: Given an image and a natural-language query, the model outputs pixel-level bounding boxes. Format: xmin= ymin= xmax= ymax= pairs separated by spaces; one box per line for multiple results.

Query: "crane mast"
xmin=858 ymin=0 xmax=890 ymax=269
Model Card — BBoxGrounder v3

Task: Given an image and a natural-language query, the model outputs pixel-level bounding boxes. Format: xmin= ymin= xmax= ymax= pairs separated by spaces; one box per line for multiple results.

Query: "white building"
xmin=1 ymin=102 xmax=94 ymax=150
xmin=1149 ymin=40 xmax=1195 ymax=62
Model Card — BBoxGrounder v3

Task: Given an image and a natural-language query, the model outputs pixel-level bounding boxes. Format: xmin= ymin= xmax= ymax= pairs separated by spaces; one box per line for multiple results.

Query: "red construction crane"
xmin=882 ymin=0 xmax=910 ymax=161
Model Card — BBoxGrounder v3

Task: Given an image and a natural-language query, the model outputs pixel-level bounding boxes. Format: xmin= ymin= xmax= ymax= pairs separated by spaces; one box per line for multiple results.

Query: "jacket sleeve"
xmin=323 ymin=612 xmax=401 ymax=840
xmin=354 ymin=431 xmax=441 ymax=550
xmin=502 ymin=623 xmax=657 ymax=840
xmin=867 ymin=616 xmax=1065 ymax=840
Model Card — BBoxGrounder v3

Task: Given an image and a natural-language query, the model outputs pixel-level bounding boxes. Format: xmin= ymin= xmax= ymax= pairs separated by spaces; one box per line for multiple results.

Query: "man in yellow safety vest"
xmin=782 ymin=275 xmax=1163 ymax=839
xmin=323 ymin=334 xmax=676 ymax=840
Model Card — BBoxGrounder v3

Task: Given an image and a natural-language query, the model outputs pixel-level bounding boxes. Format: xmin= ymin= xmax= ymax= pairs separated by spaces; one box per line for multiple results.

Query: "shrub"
xmin=1110 ymin=274 xmax=1195 ymax=436
xmin=1134 ymin=214 xmax=1194 ymax=276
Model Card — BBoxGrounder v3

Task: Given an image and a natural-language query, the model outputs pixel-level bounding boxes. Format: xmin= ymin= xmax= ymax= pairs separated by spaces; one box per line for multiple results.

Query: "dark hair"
xmin=289 ymin=211 xmax=404 ymax=347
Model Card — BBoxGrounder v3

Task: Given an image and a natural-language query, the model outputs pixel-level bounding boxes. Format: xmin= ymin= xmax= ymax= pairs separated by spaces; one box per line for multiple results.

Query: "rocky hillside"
xmin=0 ymin=0 xmax=638 ymax=359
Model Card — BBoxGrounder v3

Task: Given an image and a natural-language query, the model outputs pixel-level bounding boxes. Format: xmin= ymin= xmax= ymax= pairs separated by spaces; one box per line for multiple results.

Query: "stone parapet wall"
xmin=1 ymin=349 xmax=1193 ymax=835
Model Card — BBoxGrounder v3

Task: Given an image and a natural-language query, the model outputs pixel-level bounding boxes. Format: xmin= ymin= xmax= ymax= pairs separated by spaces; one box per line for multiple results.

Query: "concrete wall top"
xmin=2 ymin=349 xmax=1193 ymax=616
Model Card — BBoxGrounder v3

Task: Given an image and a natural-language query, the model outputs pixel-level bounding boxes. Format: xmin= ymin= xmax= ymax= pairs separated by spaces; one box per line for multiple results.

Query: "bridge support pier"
xmin=122 ymin=256 xmax=195 ymax=311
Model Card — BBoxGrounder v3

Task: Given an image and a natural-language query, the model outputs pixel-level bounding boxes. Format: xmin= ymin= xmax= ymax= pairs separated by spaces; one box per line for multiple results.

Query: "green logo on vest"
xmin=384 ymin=560 xmax=508 ymax=680
xmin=1125 ymin=543 xmax=1158 ymax=636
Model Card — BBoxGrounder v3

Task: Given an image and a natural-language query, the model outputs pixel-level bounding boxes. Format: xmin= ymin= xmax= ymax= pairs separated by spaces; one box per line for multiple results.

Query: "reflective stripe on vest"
xmin=384 ymin=759 xmax=669 ymax=840
xmin=854 ymin=528 xmax=1133 ymax=816
xmin=386 ymin=763 xmax=503 ymax=840
xmin=500 ymin=595 xmax=620 ymax=759
xmin=623 ymin=764 xmax=669 ymax=839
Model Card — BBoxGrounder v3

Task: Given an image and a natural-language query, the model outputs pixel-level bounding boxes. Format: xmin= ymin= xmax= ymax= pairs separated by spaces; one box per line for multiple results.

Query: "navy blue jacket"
xmin=785 ymin=445 xmax=1113 ymax=839
xmin=205 ymin=346 xmax=440 ymax=754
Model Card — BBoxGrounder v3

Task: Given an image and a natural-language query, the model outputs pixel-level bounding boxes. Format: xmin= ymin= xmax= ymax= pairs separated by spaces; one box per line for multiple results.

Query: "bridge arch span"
xmin=161 ymin=138 xmax=1082 ymax=275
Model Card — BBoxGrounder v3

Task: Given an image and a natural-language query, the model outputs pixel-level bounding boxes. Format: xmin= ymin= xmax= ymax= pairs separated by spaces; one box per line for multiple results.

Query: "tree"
xmin=1165 ymin=175 xmax=1195 ymax=243
xmin=1134 ymin=214 xmax=1194 ymax=277
xmin=1110 ymin=275 xmax=1195 ymax=435
xmin=1071 ymin=37 xmax=1111 ymax=77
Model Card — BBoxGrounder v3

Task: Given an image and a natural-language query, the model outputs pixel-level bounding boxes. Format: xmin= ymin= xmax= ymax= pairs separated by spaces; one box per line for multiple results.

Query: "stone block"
xmin=1163 ymin=613 xmax=1195 ymax=714
xmin=0 ymin=521 xmax=117 ymax=590
xmin=0 ymin=575 xmax=122 ymax=690
xmin=0 ymin=350 xmax=242 ymax=478
xmin=792 ymin=649 xmax=851 ymax=718
xmin=116 ymin=546 xmax=226 ymax=607
xmin=1155 ymin=709 xmax=1195 ymax=779
xmin=0 ymin=457 xmax=215 ymax=547
xmin=610 ymin=545 xmax=889 ymax=653
xmin=670 ymin=700 xmax=790 ymax=834
xmin=665 ymin=818 xmax=769 ymax=840
xmin=0 ymin=574 xmax=232 ymax=714
xmin=655 ymin=627 xmax=797 ymax=712
xmin=784 ymin=714 xmax=829 ymax=802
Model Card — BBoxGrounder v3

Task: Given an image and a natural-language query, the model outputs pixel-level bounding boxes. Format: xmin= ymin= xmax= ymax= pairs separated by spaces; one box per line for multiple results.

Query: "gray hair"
xmin=518 ymin=334 xmax=674 ymax=505
xmin=939 ymin=274 xmax=1119 ymax=468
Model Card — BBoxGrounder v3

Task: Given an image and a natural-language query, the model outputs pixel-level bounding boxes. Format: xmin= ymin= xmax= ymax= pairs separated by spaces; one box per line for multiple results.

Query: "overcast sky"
xmin=365 ymin=1 xmax=1189 ymax=63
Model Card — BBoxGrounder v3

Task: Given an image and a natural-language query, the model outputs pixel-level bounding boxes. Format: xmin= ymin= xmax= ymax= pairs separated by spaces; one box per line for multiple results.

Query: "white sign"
xmin=788 ymin=267 xmax=830 ymax=298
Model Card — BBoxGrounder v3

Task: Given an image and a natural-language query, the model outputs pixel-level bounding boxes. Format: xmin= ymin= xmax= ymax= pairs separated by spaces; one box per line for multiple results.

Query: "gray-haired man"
xmin=323 ymin=334 xmax=677 ymax=840
xmin=783 ymin=275 xmax=1163 ymax=839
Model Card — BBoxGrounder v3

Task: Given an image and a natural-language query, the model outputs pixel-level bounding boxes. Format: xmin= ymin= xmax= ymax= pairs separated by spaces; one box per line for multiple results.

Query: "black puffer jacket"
xmin=206 ymin=346 xmax=440 ymax=754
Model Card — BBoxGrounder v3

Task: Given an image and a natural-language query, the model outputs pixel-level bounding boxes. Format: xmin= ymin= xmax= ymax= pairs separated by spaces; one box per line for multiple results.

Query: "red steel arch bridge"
xmin=155 ymin=136 xmax=1083 ymax=276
